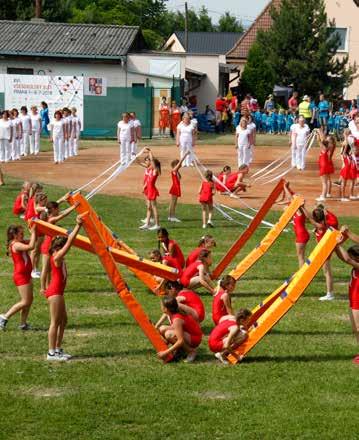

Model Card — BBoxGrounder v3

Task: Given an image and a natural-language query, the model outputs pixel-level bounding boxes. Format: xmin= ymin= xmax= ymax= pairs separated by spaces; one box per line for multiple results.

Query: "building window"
xmin=333 ymin=28 xmax=348 ymax=51
xmin=7 ymin=67 xmax=34 ymax=75
xmin=132 ymin=83 xmax=145 ymax=88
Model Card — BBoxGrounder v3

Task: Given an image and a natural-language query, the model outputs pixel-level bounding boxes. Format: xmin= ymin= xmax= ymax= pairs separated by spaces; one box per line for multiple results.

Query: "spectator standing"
xmin=240 ymin=94 xmax=251 ymax=117
xmin=298 ymin=95 xmax=312 ymax=127
xmin=215 ymin=95 xmax=227 ymax=133
xmin=40 ymin=102 xmax=50 ymax=136
xmin=318 ymin=94 xmax=330 ymax=133
xmin=288 ymin=91 xmax=299 ymax=113
xmin=264 ymin=94 xmax=275 ymax=112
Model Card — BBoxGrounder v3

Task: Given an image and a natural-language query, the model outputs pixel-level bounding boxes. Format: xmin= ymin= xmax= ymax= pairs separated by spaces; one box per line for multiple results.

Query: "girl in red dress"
xmin=157 ymin=296 xmax=203 ymax=363
xmin=24 ymin=182 xmax=43 ymax=221
xmin=13 ymin=181 xmax=30 ymax=217
xmin=180 ymin=249 xmax=215 ymax=294
xmin=157 ymin=228 xmax=185 ymax=268
xmin=216 ymin=165 xmax=232 ymax=193
xmin=170 ymin=101 xmax=181 ymax=138
xmin=45 ymin=216 xmax=83 ymax=361
xmin=226 ymin=164 xmax=250 ymax=195
xmin=335 ymin=237 xmax=359 ymax=364
xmin=212 ymin=275 xmax=236 ymax=325
xmin=139 ymin=149 xmax=161 ymax=230
xmin=159 ymin=97 xmax=170 ymax=136
xmin=29 ymin=192 xmax=48 ymax=279
xmin=208 ymin=308 xmax=252 ymax=364
xmin=40 ymin=201 xmax=77 ymax=294
xmin=149 ymin=249 xmax=183 ymax=293
xmin=0 ymin=225 xmax=36 ymax=330
xmin=199 ymin=170 xmax=215 ymax=229
xmin=168 ymin=152 xmax=189 ymax=222
xmin=340 ymin=143 xmax=357 ymax=201
xmin=316 ymin=129 xmax=335 ymax=201
xmin=186 ymin=234 xmax=216 ymax=267
xmin=137 ymin=155 xmax=154 ymax=226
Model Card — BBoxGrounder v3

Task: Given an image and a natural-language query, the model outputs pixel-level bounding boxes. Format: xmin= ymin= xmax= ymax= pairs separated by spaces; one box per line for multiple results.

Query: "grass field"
xmin=0 ymin=177 xmax=358 ymax=439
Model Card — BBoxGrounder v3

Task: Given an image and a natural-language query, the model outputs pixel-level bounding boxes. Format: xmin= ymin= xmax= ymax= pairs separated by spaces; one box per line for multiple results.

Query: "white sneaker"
xmin=46 ymin=352 xmax=66 ymax=361
xmin=316 ymin=196 xmax=326 ymax=202
xmin=167 ymin=217 xmax=173 ymax=222
xmin=202 ymin=224 xmax=206 ymax=229
xmin=319 ymin=293 xmax=335 ymax=301
xmin=55 ymin=348 xmax=72 ymax=360
xmin=341 ymin=198 xmax=350 ymax=202
xmin=141 ymin=218 xmax=154 ymax=224
xmin=148 ymin=224 xmax=160 ymax=231
xmin=184 ymin=351 xmax=197 ymax=363
xmin=31 ymin=270 xmax=41 ymax=279
xmin=139 ymin=224 xmax=149 ymax=230
xmin=207 ymin=221 xmax=214 ymax=228
xmin=171 ymin=217 xmax=181 ymax=223
xmin=326 ymin=194 xmax=332 ymax=198
xmin=0 ymin=314 xmax=8 ymax=330
xmin=215 ymin=352 xmax=229 ymax=365
xmin=349 ymin=196 xmax=359 ymax=200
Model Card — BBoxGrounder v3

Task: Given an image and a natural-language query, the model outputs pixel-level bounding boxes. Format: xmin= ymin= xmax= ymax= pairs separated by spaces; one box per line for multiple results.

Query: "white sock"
xmin=48 ymin=349 xmax=55 ymax=355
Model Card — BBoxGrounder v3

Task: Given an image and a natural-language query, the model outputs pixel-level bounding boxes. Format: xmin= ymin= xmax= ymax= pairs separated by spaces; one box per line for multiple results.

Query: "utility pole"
xmin=35 ymin=0 xmax=41 ymax=19
xmin=184 ymin=2 xmax=189 ymax=52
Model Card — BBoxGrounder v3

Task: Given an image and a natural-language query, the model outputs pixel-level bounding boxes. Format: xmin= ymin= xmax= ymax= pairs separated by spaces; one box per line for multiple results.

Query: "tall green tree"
xmin=241 ymin=0 xmax=356 ymax=102
xmin=217 ymin=11 xmax=243 ymax=33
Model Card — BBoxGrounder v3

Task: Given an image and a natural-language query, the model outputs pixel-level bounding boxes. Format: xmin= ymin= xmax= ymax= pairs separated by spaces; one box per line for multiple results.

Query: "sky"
xmin=165 ymin=0 xmax=271 ymax=26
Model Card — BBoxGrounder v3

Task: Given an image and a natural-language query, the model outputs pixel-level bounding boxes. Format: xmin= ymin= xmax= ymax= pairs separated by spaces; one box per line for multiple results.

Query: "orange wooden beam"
xmin=211 ymin=179 xmax=285 ymax=280
xmin=79 ymin=209 xmax=173 ymax=362
xmin=227 ymin=229 xmax=341 ymax=364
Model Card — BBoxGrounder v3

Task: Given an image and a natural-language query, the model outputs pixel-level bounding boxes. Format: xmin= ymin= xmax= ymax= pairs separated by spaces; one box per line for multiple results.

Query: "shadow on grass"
xmin=71 ymin=348 xmax=152 ymax=360
xmin=270 ymin=329 xmax=350 ymax=336
xmin=244 ymin=353 xmax=354 ymax=363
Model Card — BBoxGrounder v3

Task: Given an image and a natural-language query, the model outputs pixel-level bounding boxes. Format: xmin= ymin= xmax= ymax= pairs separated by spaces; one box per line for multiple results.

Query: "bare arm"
xmin=12 ymin=227 xmax=36 ymax=252
xmin=198 ymin=264 xmax=215 ymax=294
xmin=222 ymin=292 xmax=234 ymax=316
xmin=154 ymin=313 xmax=168 ymax=329
xmin=335 ymin=245 xmax=359 ymax=269
xmin=173 ymin=152 xmax=189 ymax=172
xmin=176 ymin=126 xmax=180 ymax=147
xmin=157 ymin=318 xmax=185 ymax=358
xmin=53 ymin=217 xmax=82 ymax=263
xmin=49 ymin=204 xmax=77 ymax=224
xmin=223 ymin=325 xmax=239 ymax=349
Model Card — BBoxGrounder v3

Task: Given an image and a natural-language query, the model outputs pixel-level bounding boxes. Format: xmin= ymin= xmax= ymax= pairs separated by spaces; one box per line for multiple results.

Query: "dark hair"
xmin=157 ymin=228 xmax=169 ymax=239
xmin=164 ymin=280 xmax=183 ymax=294
xmin=223 ymin=165 xmax=231 ymax=172
xmin=153 ymin=158 xmax=161 ymax=175
xmin=198 ymin=249 xmax=211 ymax=261
xmin=20 ymin=106 xmax=28 ymax=113
xmin=41 ymin=101 xmax=48 ymax=108
xmin=54 ymin=110 xmax=62 ymax=119
xmin=6 ymin=225 xmax=23 ymax=255
xmin=312 ymin=207 xmax=325 ymax=223
xmin=46 ymin=201 xmax=59 ymax=215
xmin=49 ymin=236 xmax=67 ymax=255
xmin=2 ymin=110 xmax=10 ymax=118
xmin=162 ymin=296 xmax=179 ymax=314
xmin=35 ymin=192 xmax=47 ymax=204
xmin=150 ymin=249 xmax=162 ymax=261
xmin=62 ymin=107 xmax=71 ymax=114
xmin=171 ymin=159 xmax=179 ymax=168
xmin=29 ymin=183 xmax=43 ymax=199
xmin=348 ymin=245 xmax=359 ymax=259
xmin=198 ymin=235 xmax=215 ymax=247
xmin=220 ymin=275 xmax=236 ymax=289
xmin=205 ymin=170 xmax=213 ymax=182
xmin=11 ymin=108 xmax=19 ymax=117
xmin=235 ymin=308 xmax=252 ymax=324
xmin=238 ymin=164 xmax=249 ymax=171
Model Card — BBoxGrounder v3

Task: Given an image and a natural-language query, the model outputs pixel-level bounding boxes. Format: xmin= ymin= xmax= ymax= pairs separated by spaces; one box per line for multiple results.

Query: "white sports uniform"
xmin=177 ymin=121 xmax=195 ymax=167
xmin=50 ymin=119 xmax=65 ymax=163
xmin=0 ymin=119 xmax=13 ymax=162
xmin=30 ymin=114 xmax=41 ymax=155
xmin=20 ymin=114 xmax=31 ymax=156
xmin=293 ymin=124 xmax=310 ymax=170
xmin=118 ymin=120 xmax=132 ymax=164
xmin=70 ymin=115 xmax=81 ymax=156
xmin=247 ymin=122 xmax=256 ymax=164
xmin=63 ymin=116 xmax=72 ymax=159
xmin=236 ymin=126 xmax=251 ymax=166
xmin=11 ymin=117 xmax=21 ymax=160
xmin=130 ymin=118 xmax=141 ymax=157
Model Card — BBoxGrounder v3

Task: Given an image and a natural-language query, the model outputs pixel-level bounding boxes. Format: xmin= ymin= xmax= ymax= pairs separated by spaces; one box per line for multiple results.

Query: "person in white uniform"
xmin=10 ymin=108 xmax=22 ymax=160
xmin=289 ymin=117 xmax=299 ymax=167
xmin=247 ymin=114 xmax=256 ymax=164
xmin=292 ymin=115 xmax=310 ymax=170
xmin=70 ymin=107 xmax=81 ymax=156
xmin=0 ymin=110 xmax=13 ymax=162
xmin=49 ymin=110 xmax=65 ymax=164
xmin=129 ymin=112 xmax=142 ymax=157
xmin=20 ymin=106 xmax=31 ymax=156
xmin=349 ymin=113 xmax=359 ymax=139
xmin=235 ymin=117 xmax=252 ymax=167
xmin=30 ymin=106 xmax=41 ymax=155
xmin=117 ymin=112 xmax=134 ymax=165
xmin=176 ymin=113 xmax=195 ymax=167
xmin=62 ymin=108 xmax=72 ymax=159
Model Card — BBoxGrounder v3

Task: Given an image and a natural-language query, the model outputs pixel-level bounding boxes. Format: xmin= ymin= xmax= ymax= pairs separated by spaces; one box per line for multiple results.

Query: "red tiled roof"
xmin=227 ymin=0 xmax=281 ymax=60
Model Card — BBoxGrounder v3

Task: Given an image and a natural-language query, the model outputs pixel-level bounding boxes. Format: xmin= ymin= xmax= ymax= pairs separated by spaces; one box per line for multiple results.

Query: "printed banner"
xmin=84 ymin=77 xmax=107 ymax=96
xmin=4 ymin=74 xmax=84 ymax=127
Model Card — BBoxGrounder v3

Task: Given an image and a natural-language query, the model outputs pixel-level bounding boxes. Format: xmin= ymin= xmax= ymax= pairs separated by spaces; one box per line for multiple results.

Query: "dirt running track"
xmin=2 ymin=142 xmax=358 ymax=216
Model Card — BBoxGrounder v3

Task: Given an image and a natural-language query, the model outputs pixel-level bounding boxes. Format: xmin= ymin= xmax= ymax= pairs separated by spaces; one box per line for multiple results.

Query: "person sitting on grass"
xmin=212 ymin=275 xmax=236 ymax=325
xmin=157 ymin=296 xmax=202 ymax=363
xmin=208 ymin=308 xmax=252 ymax=365
xmin=180 ymin=249 xmax=215 ymax=294
xmin=149 ymin=249 xmax=183 ymax=293
xmin=186 ymin=234 xmax=216 ymax=267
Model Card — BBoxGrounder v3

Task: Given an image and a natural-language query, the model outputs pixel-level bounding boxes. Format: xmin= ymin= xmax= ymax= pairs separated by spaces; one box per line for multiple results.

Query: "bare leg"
xmin=145 ymin=200 xmax=152 ymax=225
xmin=322 ymin=260 xmax=334 ymax=294
xmin=48 ymin=295 xmax=65 ymax=351
xmin=320 ymin=175 xmax=327 ymax=198
xmin=327 ymin=176 xmax=332 ymax=196
xmin=0 ymin=166 xmax=4 ymax=185
xmin=349 ymin=179 xmax=355 ymax=198
xmin=56 ymin=305 xmax=67 ymax=348
xmin=201 ymin=203 xmax=207 ymax=226
xmin=349 ymin=308 xmax=359 ymax=345
xmin=208 ymin=203 xmax=213 ymax=224
xmin=40 ymin=254 xmax=50 ymax=292
xmin=169 ymin=195 xmax=178 ymax=218
xmin=152 ymin=200 xmax=159 ymax=226
xmin=4 ymin=283 xmax=33 ymax=324
xmin=341 ymin=180 xmax=347 ymax=199
xmin=295 ymin=243 xmax=306 ymax=268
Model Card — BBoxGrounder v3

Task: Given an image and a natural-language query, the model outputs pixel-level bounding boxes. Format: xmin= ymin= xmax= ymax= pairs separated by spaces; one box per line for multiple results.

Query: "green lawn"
xmin=0 ymin=177 xmax=358 ymax=439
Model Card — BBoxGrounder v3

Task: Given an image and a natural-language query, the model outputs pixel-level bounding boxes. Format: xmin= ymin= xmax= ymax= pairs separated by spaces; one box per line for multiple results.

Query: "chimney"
xmin=31 ymin=0 xmax=45 ymax=22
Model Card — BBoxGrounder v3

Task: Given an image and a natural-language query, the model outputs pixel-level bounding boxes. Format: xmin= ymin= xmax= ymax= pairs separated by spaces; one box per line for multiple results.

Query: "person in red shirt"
xmin=13 ymin=181 xmax=30 ymax=217
xmin=215 ymin=95 xmax=227 ymax=133
xmin=288 ymin=91 xmax=299 ymax=113
xmin=157 ymin=296 xmax=203 ymax=363
xmin=216 ymin=165 xmax=232 ymax=192
xmin=186 ymin=235 xmax=216 ymax=267
xmin=0 ymin=225 xmax=36 ymax=331
xmin=335 ymin=234 xmax=359 ymax=364
xmin=208 ymin=308 xmax=252 ymax=364
xmin=199 ymin=170 xmax=215 ymax=229
xmin=149 ymin=249 xmax=183 ymax=293
xmin=212 ymin=275 xmax=236 ymax=325
xmin=168 ymin=152 xmax=189 ymax=222
xmin=180 ymin=249 xmax=215 ymax=294
xmin=157 ymin=228 xmax=185 ymax=268
xmin=45 ymin=216 xmax=83 ymax=361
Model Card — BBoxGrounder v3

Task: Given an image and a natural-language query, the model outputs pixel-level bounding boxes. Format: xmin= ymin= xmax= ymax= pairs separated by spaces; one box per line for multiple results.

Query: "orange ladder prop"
xmin=66 ymin=192 xmax=161 ymax=294
xmin=227 ymin=228 xmax=341 ymax=364
xmin=211 ymin=179 xmax=285 ymax=280
xmin=79 ymin=209 xmax=173 ymax=362
xmin=229 ymin=195 xmax=304 ymax=281
xmin=31 ymin=219 xmax=179 ymax=281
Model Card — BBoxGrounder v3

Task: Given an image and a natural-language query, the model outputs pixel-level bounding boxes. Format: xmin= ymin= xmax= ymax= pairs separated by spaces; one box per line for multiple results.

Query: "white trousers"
xmin=295 ymin=143 xmax=306 ymax=170
xmin=237 ymin=144 xmax=251 ymax=166
xmin=70 ymin=137 xmax=79 ymax=156
xmin=0 ymin=139 xmax=10 ymax=162
xmin=180 ymin=141 xmax=193 ymax=167
xmin=53 ymin=136 xmax=64 ymax=163
xmin=64 ymin=139 xmax=69 ymax=159
xmin=21 ymin=132 xmax=31 ymax=155
xmin=11 ymin=138 xmax=21 ymax=160
xmin=120 ymin=138 xmax=131 ymax=164
xmin=130 ymin=141 xmax=137 ymax=156
xmin=30 ymin=131 xmax=40 ymax=154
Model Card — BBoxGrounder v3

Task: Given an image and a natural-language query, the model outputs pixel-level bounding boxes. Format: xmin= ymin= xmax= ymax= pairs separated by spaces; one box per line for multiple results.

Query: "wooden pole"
xmin=35 ymin=0 xmax=42 ymax=18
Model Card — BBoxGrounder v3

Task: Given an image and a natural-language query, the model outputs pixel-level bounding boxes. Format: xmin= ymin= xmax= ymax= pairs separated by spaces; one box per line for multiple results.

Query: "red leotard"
xmin=226 ymin=173 xmax=239 ymax=191
xmin=215 ymin=173 xmax=230 ymax=192
xmin=159 ymin=106 xmax=170 ymax=129
xmin=170 ymin=109 xmax=181 ymax=133
xmin=318 ymin=149 xmax=334 ymax=176
xmin=45 ymin=256 xmax=67 ymax=298
xmin=315 ymin=211 xmax=338 ymax=242
xmin=212 ymin=288 xmax=228 ymax=325
xmin=146 ymin=170 xmax=159 ymax=201
xmin=354 ymin=153 xmax=359 ymax=178
xmin=349 ymin=268 xmax=359 ymax=310
xmin=186 ymin=247 xmax=202 ymax=267
xmin=162 ymin=255 xmax=183 ymax=278
xmin=24 ymin=197 xmax=36 ymax=221
xmin=41 ymin=235 xmax=52 ymax=256
xmin=10 ymin=242 xmax=32 ymax=286
xmin=163 ymin=239 xmax=185 ymax=268
xmin=340 ymin=155 xmax=357 ymax=180
xmin=143 ymin=168 xmax=151 ymax=197
xmin=13 ymin=192 xmax=26 ymax=215
xmin=208 ymin=319 xmax=236 ymax=353
xmin=169 ymin=171 xmax=181 ymax=197
xmin=171 ymin=312 xmax=202 ymax=347
xmin=293 ymin=212 xmax=310 ymax=244
xmin=180 ymin=260 xmax=202 ymax=287
xmin=177 ymin=290 xmax=205 ymax=322
xmin=199 ymin=181 xmax=214 ymax=204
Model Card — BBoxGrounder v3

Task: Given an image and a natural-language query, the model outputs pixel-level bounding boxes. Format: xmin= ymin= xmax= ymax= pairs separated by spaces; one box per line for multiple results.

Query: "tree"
xmin=242 ymin=0 xmax=356 ymax=101
xmin=197 ymin=6 xmax=215 ymax=32
xmin=0 ymin=0 xmax=72 ymax=22
xmin=218 ymin=11 xmax=243 ymax=33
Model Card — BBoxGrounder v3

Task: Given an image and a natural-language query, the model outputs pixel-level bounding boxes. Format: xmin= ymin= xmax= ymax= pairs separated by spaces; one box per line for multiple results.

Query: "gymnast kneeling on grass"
xmin=157 ymin=296 xmax=202 ymax=363
xmin=208 ymin=308 xmax=252 ymax=365
xmin=180 ymin=249 xmax=215 ymax=295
